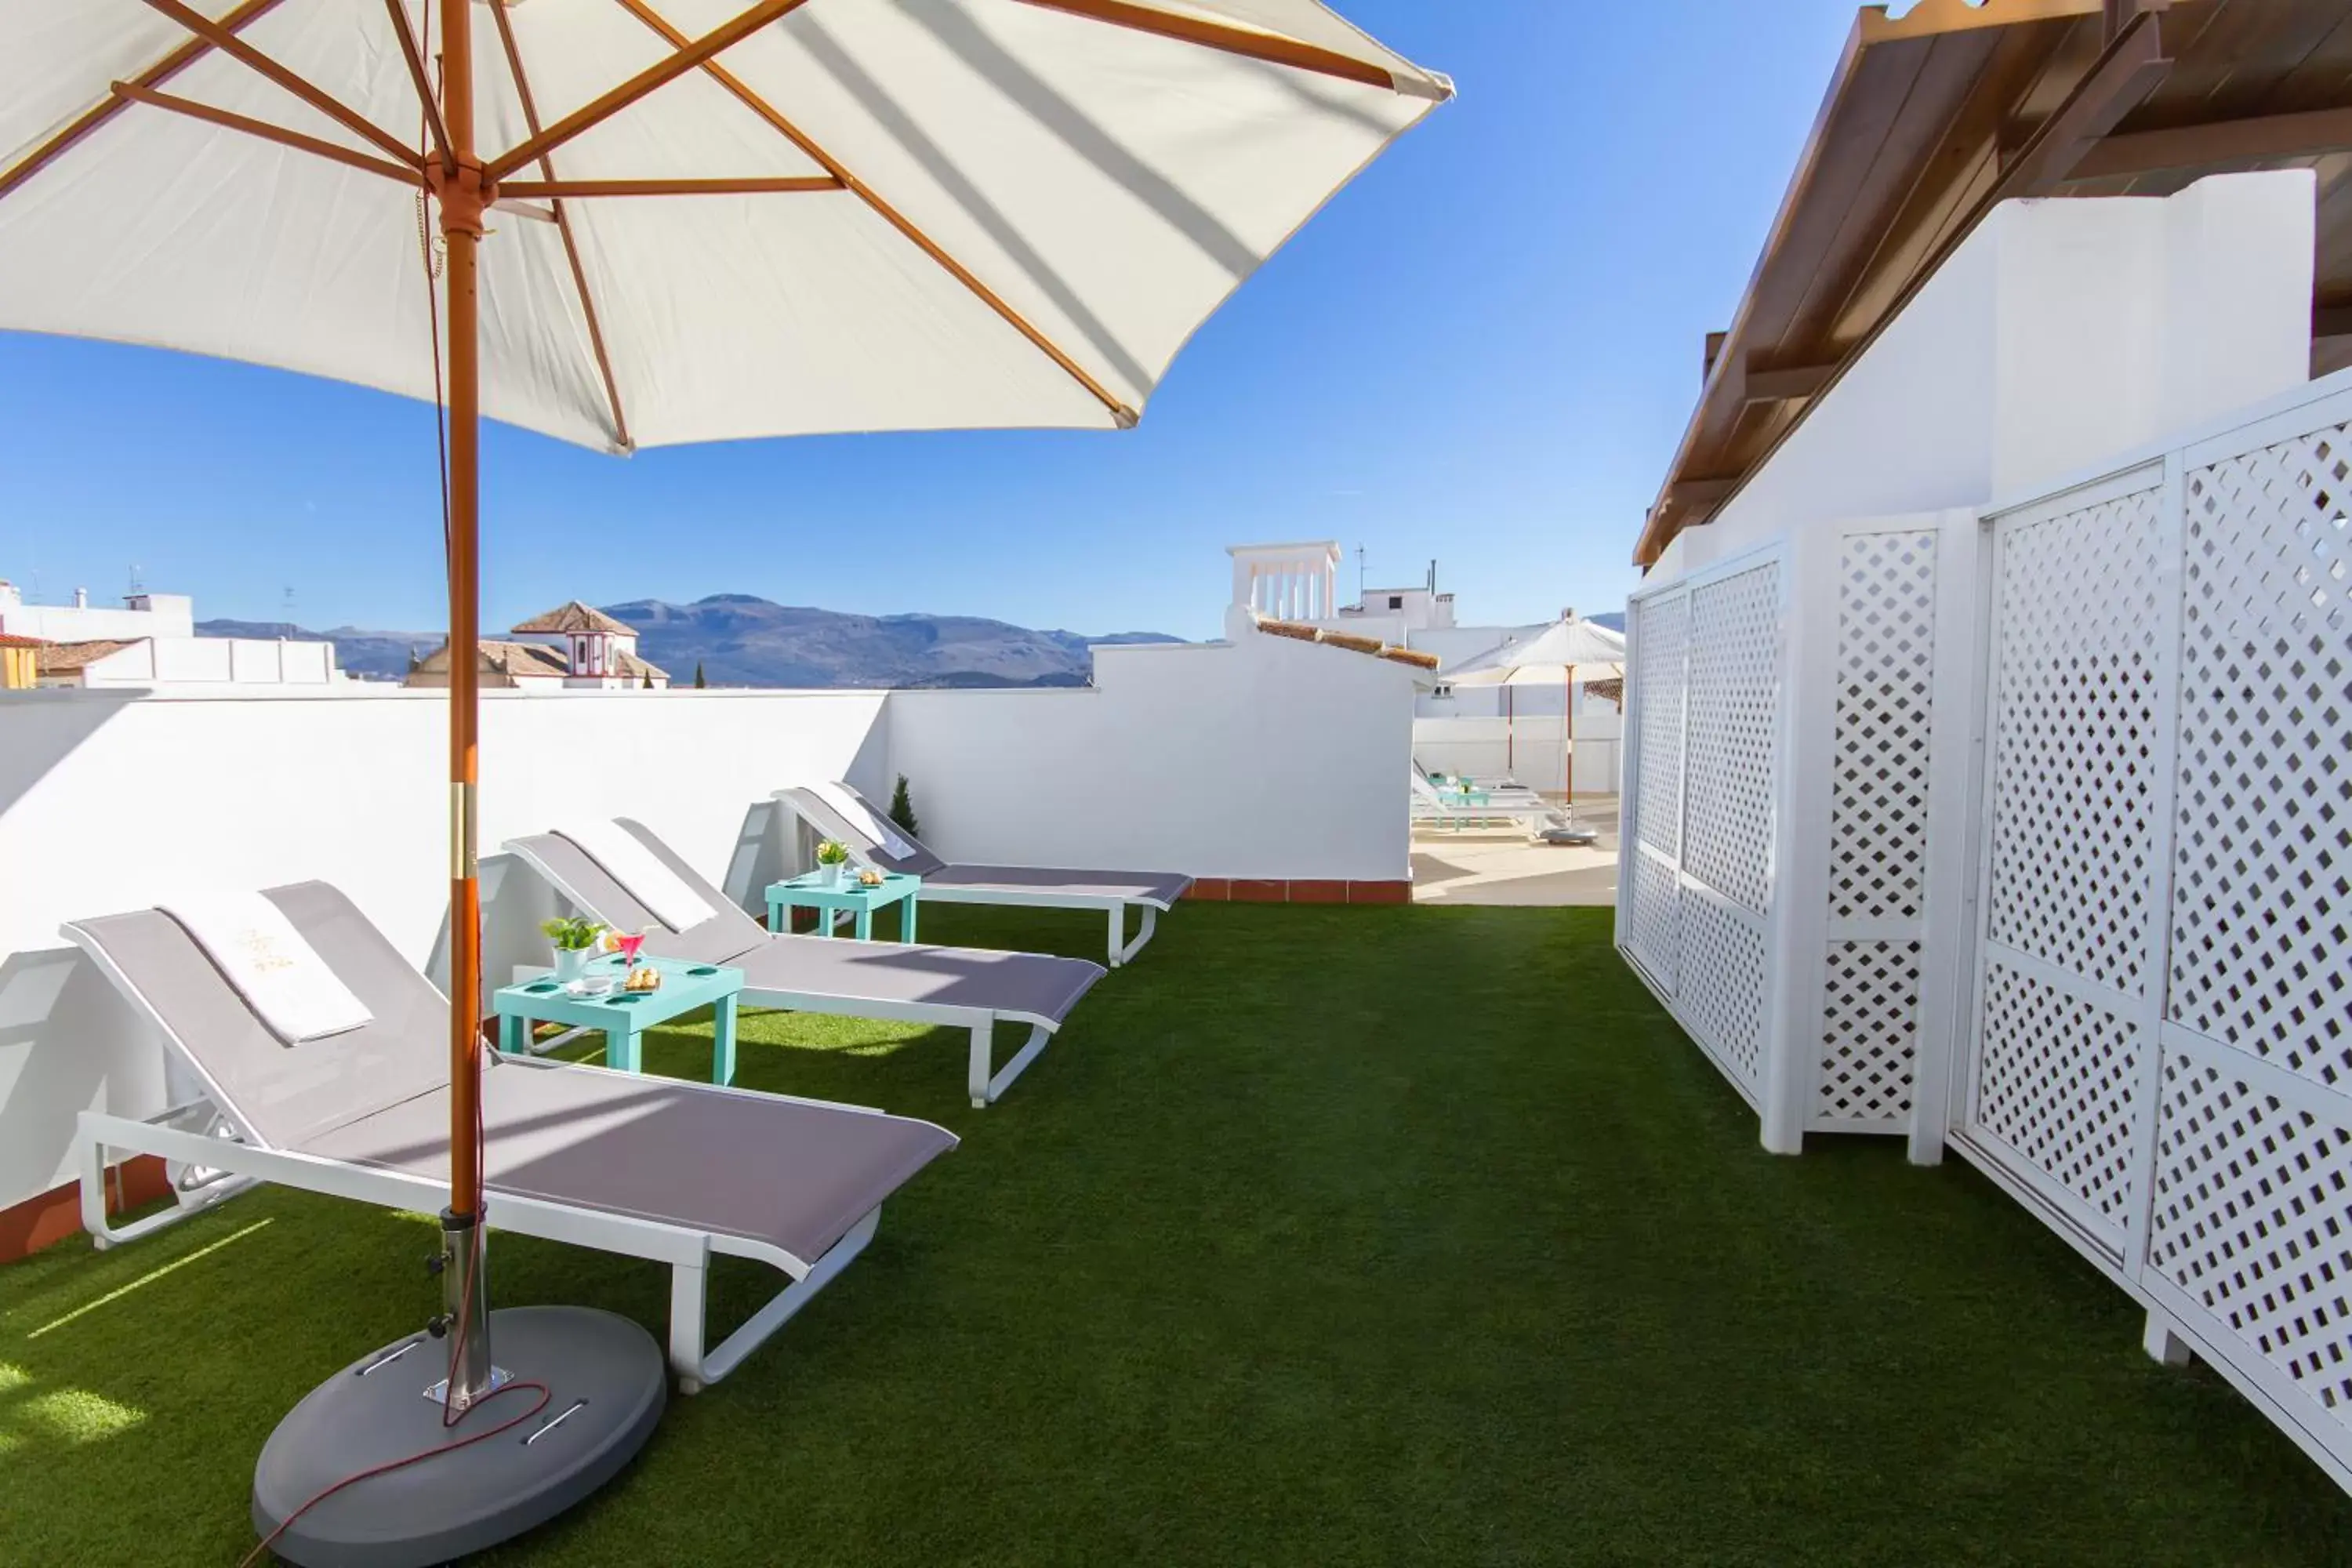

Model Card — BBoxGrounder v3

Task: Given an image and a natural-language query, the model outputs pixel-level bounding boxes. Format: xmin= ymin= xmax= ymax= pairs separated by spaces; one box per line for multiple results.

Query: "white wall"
xmin=887 ymin=633 xmax=1415 ymax=883
xmin=1661 ymin=172 xmax=2316 ymax=581
xmin=0 ymin=634 xmax=1414 ymax=1210
xmin=0 ymin=684 xmax=887 ymax=1212
xmin=0 ymin=593 xmax=194 ymax=642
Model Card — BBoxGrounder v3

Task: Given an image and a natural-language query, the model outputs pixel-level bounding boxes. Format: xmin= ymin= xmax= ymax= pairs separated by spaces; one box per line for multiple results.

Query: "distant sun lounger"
xmin=63 ymin=880 xmax=957 ymax=1393
xmin=777 ymin=782 xmax=1192 ymax=968
xmin=505 ymin=819 xmax=1105 ymax=1108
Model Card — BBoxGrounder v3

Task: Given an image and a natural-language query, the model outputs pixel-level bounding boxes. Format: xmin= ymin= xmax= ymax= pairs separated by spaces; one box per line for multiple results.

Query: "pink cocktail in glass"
xmin=615 ymin=932 xmax=647 ymax=971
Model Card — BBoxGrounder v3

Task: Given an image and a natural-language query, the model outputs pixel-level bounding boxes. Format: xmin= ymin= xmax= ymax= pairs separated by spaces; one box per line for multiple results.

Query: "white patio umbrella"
xmin=1443 ymin=615 xmax=1625 ymax=801
xmin=1 ymin=2 xmax=1446 ymax=1559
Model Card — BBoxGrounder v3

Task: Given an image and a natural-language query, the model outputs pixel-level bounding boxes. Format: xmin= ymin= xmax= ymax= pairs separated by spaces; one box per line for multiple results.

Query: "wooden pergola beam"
xmin=111 ymin=82 xmax=424 ymax=187
xmin=498 ymin=176 xmax=844 ymax=198
xmin=2071 ymin=105 xmax=2352 ymax=182
xmin=490 ymin=0 xmax=633 ymax=453
xmin=1007 ymin=0 xmax=1417 ymax=95
xmin=485 ymin=0 xmax=814 ymax=183
xmin=1741 ymin=359 xmax=1838 ymax=403
xmin=0 ymin=0 xmax=288 ymax=207
xmin=612 ymin=0 xmax=1139 ymax=426
xmin=139 ymin=0 xmax=422 ymax=172
xmin=1995 ymin=13 xmax=2171 ymax=198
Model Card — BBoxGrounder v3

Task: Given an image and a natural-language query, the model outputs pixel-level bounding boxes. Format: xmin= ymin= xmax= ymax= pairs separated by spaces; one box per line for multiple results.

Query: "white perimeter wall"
xmin=1659 ymin=171 xmax=2317 ymax=581
xmin=0 ymin=630 xmax=1410 ymax=1210
xmin=888 ymin=633 xmax=1414 ymax=883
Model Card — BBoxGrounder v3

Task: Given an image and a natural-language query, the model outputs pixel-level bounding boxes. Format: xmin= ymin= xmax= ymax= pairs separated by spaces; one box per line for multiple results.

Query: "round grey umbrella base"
xmin=252 ymin=1305 xmax=666 ymax=1567
xmin=1539 ymin=826 xmax=1599 ymax=846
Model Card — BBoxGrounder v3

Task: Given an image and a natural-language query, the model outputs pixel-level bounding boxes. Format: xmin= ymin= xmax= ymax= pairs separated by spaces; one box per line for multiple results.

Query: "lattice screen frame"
xmin=1617 ymin=542 xmax=1790 ymax=1124
xmin=1944 ymin=374 xmax=2352 ymax=1495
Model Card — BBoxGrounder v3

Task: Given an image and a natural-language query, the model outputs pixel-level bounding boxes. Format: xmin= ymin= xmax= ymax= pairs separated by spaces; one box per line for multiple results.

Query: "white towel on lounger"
xmin=561 ymin=819 xmax=717 ymax=932
xmin=163 ymin=892 xmax=372 ymax=1043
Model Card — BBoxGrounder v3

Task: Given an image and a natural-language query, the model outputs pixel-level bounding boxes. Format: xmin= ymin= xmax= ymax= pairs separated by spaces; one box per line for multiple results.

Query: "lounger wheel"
xmin=91 ymin=1235 xmax=113 ymax=1252
xmin=677 ymin=1376 xmax=702 ymax=1396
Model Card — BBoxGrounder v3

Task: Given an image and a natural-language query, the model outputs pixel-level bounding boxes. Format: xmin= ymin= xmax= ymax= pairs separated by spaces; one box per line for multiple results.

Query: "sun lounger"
xmin=505 ymin=820 xmax=1104 ymax=1107
xmin=776 ymin=783 xmax=1192 ymax=967
xmin=1410 ymin=770 xmax=1565 ymax=833
xmin=63 ymin=881 xmax=956 ymax=1393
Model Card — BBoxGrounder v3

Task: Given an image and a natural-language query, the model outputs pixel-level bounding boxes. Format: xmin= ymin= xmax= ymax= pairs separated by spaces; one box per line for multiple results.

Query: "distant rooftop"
xmin=511 ymin=601 xmax=635 ymax=636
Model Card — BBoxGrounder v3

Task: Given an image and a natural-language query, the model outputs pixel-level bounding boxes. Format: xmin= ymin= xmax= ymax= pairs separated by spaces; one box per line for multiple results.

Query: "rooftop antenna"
xmin=1356 ymin=545 xmax=1367 ymax=604
xmin=1427 ymin=557 xmax=1437 ymax=594
xmin=127 ymin=562 xmax=144 ymax=598
xmin=281 ymin=585 xmax=296 ymax=639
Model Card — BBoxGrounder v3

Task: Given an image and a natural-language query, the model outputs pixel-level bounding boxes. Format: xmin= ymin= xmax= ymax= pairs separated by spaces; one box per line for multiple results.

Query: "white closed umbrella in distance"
xmin=0 ymin=2 xmax=1447 ymax=1559
xmin=1443 ymin=614 xmax=1626 ymax=804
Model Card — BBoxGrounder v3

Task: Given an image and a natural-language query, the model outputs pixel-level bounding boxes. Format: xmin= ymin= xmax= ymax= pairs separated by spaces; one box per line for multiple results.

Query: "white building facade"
xmin=0 ymin=579 xmax=340 ymax=688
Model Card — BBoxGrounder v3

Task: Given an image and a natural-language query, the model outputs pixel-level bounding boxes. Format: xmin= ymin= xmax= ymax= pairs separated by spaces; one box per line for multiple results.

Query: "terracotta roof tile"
xmin=1255 ymin=617 xmax=1439 ymax=670
xmin=510 ymin=601 xmax=634 ymax=636
xmin=35 ymin=638 xmax=140 ymax=673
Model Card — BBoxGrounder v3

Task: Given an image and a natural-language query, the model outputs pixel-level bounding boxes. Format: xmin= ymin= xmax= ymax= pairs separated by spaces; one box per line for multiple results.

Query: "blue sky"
xmin=0 ymin=1 xmax=1863 ymax=641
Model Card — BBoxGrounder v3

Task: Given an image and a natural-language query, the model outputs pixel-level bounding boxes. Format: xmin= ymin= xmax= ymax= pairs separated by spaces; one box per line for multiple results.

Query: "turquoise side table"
xmin=494 ymin=953 xmax=742 ymax=1084
xmin=765 ymin=869 xmax=921 ymax=942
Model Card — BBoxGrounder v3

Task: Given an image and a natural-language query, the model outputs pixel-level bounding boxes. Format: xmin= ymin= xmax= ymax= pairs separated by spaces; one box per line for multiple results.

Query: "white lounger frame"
xmin=503 ymin=841 xmax=1063 ymax=1107
xmin=64 ymin=922 xmax=911 ymax=1393
xmin=771 ymin=791 xmax=1170 ymax=967
xmin=911 ymin=881 xmax=1163 ymax=969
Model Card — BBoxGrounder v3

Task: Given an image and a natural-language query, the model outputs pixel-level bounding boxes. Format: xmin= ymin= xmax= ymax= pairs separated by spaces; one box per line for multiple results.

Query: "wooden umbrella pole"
xmin=1563 ymin=663 xmax=1574 ymax=808
xmin=439 ymin=0 xmax=484 ymax=1226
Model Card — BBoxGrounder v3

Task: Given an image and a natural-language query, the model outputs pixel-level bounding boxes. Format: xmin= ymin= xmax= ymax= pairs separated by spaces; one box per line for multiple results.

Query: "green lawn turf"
xmin=4 ymin=903 xmax=2347 ymax=1564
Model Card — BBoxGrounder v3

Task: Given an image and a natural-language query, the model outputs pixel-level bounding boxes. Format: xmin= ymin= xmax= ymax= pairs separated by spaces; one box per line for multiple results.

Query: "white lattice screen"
xmin=1618 ymin=556 xmax=1782 ymax=1104
xmin=1814 ymin=528 xmax=1938 ymax=1133
xmin=1959 ymin=477 xmax=2166 ymax=1266
xmin=1951 ymin=385 xmax=2352 ymax=1492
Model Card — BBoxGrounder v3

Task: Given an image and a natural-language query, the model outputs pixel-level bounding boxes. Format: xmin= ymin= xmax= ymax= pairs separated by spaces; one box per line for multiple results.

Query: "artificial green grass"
xmin=4 ymin=904 xmax=2348 ymax=1565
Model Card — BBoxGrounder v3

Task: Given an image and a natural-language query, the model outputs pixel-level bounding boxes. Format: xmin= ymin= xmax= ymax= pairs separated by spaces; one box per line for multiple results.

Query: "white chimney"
xmin=73 ymin=586 xmax=88 ymax=608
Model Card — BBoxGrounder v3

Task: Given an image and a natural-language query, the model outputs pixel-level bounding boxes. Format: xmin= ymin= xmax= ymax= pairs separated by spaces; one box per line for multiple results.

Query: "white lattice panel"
xmin=2149 ymin=1040 xmax=2352 ymax=1429
xmin=1829 ymin=531 xmax=1936 ymax=924
xmin=1984 ymin=488 xmax=2165 ymax=998
xmin=1817 ymin=940 xmax=1919 ymax=1127
xmin=1683 ymin=565 xmax=1782 ymax=915
xmin=1973 ymin=962 xmax=2142 ymax=1250
xmin=1633 ymin=593 xmax=1690 ymax=858
xmin=1627 ymin=849 xmax=1680 ymax=993
xmin=1679 ymin=892 xmax=1766 ymax=1091
xmin=2170 ymin=426 xmax=2352 ymax=1092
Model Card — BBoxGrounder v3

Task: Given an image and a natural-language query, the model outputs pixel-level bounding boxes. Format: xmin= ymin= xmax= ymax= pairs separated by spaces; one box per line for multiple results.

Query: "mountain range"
xmin=200 ymin=594 xmax=1182 ymax=688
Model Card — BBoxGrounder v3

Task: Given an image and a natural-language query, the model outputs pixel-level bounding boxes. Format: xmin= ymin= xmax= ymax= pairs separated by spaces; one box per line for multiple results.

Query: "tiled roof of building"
xmin=412 ymin=640 xmax=571 ymax=678
xmin=0 ymin=633 xmax=48 ymax=648
xmin=612 ymin=648 xmax=669 ymax=681
xmin=35 ymin=638 xmax=140 ymax=673
xmin=1255 ymin=617 xmax=1441 ymax=670
xmin=510 ymin=601 xmax=634 ymax=636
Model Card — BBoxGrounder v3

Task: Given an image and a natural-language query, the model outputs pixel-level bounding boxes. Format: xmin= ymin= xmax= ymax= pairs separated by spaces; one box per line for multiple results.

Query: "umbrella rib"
xmin=500 ymin=176 xmax=843 ymax=197
xmin=136 ymin=0 xmax=423 ymax=172
xmin=382 ymin=0 xmax=453 ymax=174
xmin=610 ymin=0 xmax=1139 ymax=426
xmin=0 ymin=0 xmax=290 ymax=209
xmin=111 ymin=82 xmax=426 ymax=187
xmin=1005 ymin=0 xmax=1429 ymax=96
xmin=485 ymin=0 xmax=816 ymax=184
xmin=492 ymin=0 xmax=633 ymax=455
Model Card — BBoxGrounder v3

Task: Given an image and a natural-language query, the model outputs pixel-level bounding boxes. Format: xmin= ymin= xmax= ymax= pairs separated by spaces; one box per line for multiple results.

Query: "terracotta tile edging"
xmin=1180 ymin=878 xmax=1413 ymax=905
xmin=0 ymin=1155 xmax=171 ymax=1263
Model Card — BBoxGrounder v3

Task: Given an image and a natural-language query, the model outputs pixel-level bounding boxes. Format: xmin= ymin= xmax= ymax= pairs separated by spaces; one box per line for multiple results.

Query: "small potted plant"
xmin=815 ymin=839 xmax=851 ymax=887
xmin=541 ymin=915 xmax=607 ymax=984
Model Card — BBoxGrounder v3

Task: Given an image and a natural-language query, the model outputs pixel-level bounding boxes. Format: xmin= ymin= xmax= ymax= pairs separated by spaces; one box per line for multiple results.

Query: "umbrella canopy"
xmin=1443 ymin=615 xmax=1625 ymax=686
xmin=1 ymin=0 xmax=1447 ymax=1441
xmin=2 ymin=0 xmax=1449 ymax=451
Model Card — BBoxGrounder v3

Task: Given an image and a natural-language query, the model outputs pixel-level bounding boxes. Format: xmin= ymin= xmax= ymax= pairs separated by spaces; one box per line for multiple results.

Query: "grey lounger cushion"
xmin=70 ymin=883 xmax=956 ymax=1264
xmin=510 ymin=822 xmax=1105 ymax=1028
xmin=778 ymin=786 xmax=1193 ymax=906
